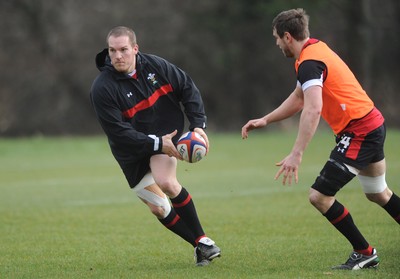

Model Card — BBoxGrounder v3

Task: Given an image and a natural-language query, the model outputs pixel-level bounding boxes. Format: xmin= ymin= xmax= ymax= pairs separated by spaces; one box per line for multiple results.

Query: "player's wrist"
xmin=148 ymin=135 xmax=163 ymax=152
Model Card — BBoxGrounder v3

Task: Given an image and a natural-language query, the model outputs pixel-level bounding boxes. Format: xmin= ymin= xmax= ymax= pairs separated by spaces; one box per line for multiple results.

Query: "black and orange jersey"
xmin=295 ymin=39 xmax=377 ymax=134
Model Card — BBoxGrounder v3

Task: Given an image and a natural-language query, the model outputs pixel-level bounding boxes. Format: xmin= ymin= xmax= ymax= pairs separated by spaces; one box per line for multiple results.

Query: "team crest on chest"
xmin=147 ymin=73 xmax=158 ymax=85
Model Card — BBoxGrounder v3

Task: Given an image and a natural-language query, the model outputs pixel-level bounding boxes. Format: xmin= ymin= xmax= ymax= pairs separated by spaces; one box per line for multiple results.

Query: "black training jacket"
xmin=90 ymin=49 xmax=207 ymax=166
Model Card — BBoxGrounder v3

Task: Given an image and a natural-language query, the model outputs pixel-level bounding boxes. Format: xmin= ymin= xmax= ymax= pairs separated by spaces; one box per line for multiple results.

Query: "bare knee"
xmin=309 ymin=159 xmax=355 ymax=213
xmin=309 ymin=188 xmax=325 ymax=208
xmin=155 ymin=178 xmax=181 ymax=197
xmin=135 ymin=184 xmax=172 ymax=219
xmin=365 ymin=187 xmax=393 ymax=206
xmin=358 ymin=173 xmax=392 ymax=206
xmin=309 ymin=188 xmax=335 ymax=214
xmin=147 ymin=203 xmax=167 ymax=219
xmin=150 ymin=154 xmax=181 ymax=197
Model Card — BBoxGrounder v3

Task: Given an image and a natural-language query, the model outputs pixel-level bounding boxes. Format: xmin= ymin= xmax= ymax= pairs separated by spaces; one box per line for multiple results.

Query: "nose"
xmin=115 ymin=51 xmax=123 ymax=59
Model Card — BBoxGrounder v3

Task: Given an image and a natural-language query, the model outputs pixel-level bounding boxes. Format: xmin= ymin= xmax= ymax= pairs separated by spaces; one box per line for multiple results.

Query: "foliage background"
xmin=1 ymin=0 xmax=400 ymax=136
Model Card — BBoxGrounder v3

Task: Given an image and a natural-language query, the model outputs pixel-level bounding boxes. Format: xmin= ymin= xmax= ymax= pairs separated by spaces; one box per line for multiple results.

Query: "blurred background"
xmin=1 ymin=0 xmax=399 ymax=136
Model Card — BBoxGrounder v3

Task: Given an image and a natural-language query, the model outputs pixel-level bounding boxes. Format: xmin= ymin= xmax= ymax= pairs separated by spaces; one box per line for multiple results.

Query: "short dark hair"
xmin=272 ymin=8 xmax=310 ymax=40
xmin=106 ymin=26 xmax=137 ymax=45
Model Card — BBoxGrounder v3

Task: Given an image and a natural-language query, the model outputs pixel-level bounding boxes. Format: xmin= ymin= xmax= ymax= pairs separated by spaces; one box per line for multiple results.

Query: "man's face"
xmin=273 ymin=29 xmax=294 ymax=58
xmin=108 ymin=35 xmax=139 ymax=73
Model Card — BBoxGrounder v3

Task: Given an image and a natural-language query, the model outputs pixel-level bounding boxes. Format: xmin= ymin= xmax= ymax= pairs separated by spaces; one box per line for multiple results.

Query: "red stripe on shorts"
xmin=341 ymin=108 xmax=384 ymax=160
xmin=346 ymin=134 xmax=365 ymax=160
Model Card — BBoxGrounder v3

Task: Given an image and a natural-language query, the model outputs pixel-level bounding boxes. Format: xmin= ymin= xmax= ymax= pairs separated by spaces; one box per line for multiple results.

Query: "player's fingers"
xmin=283 ymin=168 xmax=291 ymax=185
xmin=192 ymin=128 xmax=209 ymax=154
xmin=274 ymin=167 xmax=284 ymax=181
xmin=165 ymin=130 xmax=178 ymax=139
xmin=201 ymin=133 xmax=210 ymax=153
xmin=169 ymin=129 xmax=178 ymax=138
xmin=203 ymin=137 xmax=210 ymax=155
xmin=242 ymin=122 xmax=255 ymax=133
xmin=172 ymin=147 xmax=182 ymax=160
xmin=287 ymin=171 xmax=292 ymax=185
xmin=241 ymin=126 xmax=248 ymax=139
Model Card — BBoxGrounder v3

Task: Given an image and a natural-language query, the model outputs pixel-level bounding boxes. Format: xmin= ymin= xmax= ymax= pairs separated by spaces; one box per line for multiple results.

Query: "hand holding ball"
xmin=177 ymin=131 xmax=207 ymax=163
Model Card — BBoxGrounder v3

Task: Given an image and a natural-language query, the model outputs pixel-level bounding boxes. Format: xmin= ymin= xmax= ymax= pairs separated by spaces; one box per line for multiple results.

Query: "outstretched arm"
xmin=241 ymin=86 xmax=304 ymax=139
xmin=275 ymin=85 xmax=322 ymax=185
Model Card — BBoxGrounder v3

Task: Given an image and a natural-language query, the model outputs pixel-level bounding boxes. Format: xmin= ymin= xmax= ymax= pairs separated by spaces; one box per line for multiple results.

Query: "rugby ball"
xmin=177 ymin=131 xmax=207 ymax=163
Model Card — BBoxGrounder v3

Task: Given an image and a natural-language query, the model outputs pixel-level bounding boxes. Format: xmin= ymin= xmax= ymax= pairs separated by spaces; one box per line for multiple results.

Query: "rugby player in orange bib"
xmin=242 ymin=8 xmax=400 ymax=270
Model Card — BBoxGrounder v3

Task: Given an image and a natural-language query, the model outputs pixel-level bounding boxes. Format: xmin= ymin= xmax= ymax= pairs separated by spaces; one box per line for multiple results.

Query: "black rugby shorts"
xmin=330 ymin=123 xmax=386 ymax=170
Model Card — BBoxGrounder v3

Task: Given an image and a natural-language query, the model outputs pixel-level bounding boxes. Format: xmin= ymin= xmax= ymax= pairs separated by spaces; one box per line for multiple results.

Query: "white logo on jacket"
xmin=147 ymin=73 xmax=158 ymax=85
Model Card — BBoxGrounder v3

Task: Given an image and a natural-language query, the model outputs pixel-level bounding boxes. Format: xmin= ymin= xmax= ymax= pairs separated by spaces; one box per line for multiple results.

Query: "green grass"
xmin=0 ymin=130 xmax=399 ymax=278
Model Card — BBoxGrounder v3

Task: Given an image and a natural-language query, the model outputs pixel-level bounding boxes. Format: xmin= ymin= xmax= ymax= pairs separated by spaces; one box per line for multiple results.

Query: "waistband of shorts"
xmin=339 ymin=107 xmax=384 ymax=136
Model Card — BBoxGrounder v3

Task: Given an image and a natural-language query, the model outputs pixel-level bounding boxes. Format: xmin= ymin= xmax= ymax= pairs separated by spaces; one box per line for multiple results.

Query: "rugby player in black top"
xmin=90 ymin=26 xmax=220 ymax=266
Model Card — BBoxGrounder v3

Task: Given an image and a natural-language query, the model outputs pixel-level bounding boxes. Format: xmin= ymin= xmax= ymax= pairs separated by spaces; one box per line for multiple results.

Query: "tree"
xmin=0 ymin=0 xmax=399 ymax=136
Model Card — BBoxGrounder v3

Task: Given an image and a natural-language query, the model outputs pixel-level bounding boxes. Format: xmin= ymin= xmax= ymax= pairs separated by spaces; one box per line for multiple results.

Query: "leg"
xmin=150 ymin=154 xmax=205 ymax=240
xmin=150 ymin=154 xmax=221 ymax=265
xmin=136 ymin=182 xmax=171 ymax=218
xmin=133 ymin=173 xmax=197 ymax=245
xmin=360 ymin=160 xmax=391 ymax=205
xmin=310 ymin=160 xmax=374 ymax=258
xmin=359 ymin=160 xmax=400 ymax=223
xmin=149 ymin=154 xmax=181 ymax=198
xmin=309 ymin=190 xmax=372 ymax=255
xmin=150 ymin=154 xmax=208 ymax=242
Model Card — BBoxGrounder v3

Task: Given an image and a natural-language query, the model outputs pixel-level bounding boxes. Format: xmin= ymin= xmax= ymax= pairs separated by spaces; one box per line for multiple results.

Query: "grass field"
xmin=0 ymin=130 xmax=399 ymax=278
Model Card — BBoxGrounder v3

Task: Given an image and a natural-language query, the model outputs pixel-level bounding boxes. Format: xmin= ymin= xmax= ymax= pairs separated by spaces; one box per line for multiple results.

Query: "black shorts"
xmin=118 ymin=158 xmax=151 ymax=188
xmin=330 ymin=123 xmax=386 ymax=170
xmin=312 ymin=108 xmax=386 ymax=196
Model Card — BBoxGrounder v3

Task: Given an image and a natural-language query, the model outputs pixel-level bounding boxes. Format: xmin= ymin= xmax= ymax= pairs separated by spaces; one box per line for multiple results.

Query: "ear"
xmin=133 ymin=44 xmax=139 ymax=53
xmin=283 ymin=32 xmax=292 ymax=42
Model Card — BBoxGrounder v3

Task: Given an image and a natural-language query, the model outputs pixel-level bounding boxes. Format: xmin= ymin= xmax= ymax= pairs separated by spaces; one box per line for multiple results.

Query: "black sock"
xmin=170 ymin=187 xmax=205 ymax=244
xmin=382 ymin=192 xmax=400 ymax=224
xmin=324 ymin=200 xmax=370 ymax=252
xmin=159 ymin=208 xmax=196 ymax=247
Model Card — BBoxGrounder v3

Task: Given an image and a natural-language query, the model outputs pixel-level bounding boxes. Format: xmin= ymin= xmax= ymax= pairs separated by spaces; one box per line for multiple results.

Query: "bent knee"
xmin=308 ymin=188 xmax=325 ymax=208
xmin=155 ymin=179 xmax=181 ymax=196
xmin=365 ymin=188 xmax=393 ymax=206
xmin=149 ymin=205 xmax=167 ymax=218
xmin=135 ymin=187 xmax=172 ymax=218
xmin=309 ymin=188 xmax=335 ymax=213
xmin=155 ymin=178 xmax=174 ymax=189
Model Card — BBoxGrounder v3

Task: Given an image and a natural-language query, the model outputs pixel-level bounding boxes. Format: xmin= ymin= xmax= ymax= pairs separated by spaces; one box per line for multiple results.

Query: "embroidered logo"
xmin=147 ymin=73 xmax=158 ymax=85
xmin=127 ymin=92 xmax=133 ymax=98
